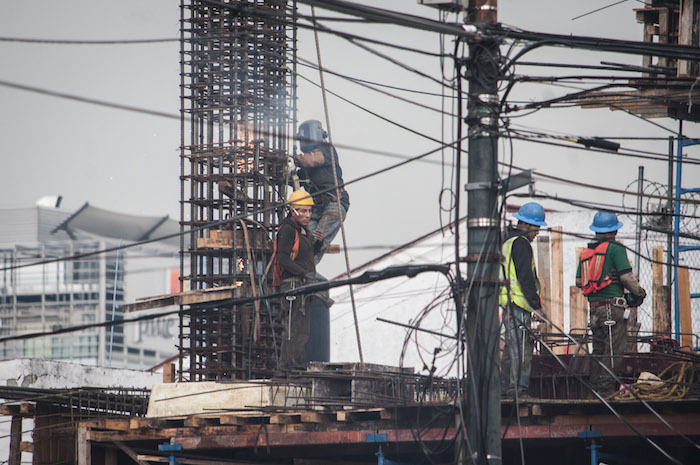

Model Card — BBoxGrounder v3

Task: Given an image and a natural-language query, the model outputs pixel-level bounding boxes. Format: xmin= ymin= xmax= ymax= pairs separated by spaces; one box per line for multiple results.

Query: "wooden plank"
xmin=125 ymin=285 xmax=241 ymax=312
xmin=138 ymin=454 xmax=250 ymax=465
xmin=336 ymin=409 xmax=383 ymax=422
xmin=536 ymin=235 xmax=552 ymax=337
xmin=0 ymin=403 xmax=35 ymax=417
xmin=114 ymin=441 xmax=150 ymax=465
xmin=652 ymin=246 xmax=671 ymax=335
xmin=299 ymin=411 xmax=335 ymax=424
xmin=677 ymin=267 xmax=694 ymax=351
xmin=550 ymin=226 xmax=565 ymax=354
xmin=164 ymin=363 xmax=176 ymax=383
xmin=678 ymin=0 xmax=696 ymax=76
xmin=76 ymin=426 xmax=91 ymax=465
xmin=92 ymin=419 xmax=132 ymax=432
xmin=569 ymin=286 xmax=588 ymax=355
xmin=270 ymin=413 xmax=302 ymax=425
xmin=219 ymin=414 xmax=246 ymax=426
xmin=9 ymin=416 xmax=21 ymax=465
xmin=184 ymin=415 xmax=222 ymax=428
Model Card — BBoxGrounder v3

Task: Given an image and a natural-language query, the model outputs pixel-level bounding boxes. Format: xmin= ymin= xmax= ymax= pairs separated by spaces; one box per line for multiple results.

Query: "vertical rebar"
xmin=180 ymin=0 xmax=294 ymax=380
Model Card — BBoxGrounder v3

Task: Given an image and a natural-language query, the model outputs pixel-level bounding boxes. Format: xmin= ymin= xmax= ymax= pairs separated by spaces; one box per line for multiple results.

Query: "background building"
xmin=0 ymin=201 xmax=180 ymax=370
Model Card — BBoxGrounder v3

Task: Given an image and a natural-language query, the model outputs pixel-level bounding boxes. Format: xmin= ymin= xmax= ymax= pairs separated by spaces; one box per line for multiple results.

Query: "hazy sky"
xmin=1 ymin=0 xmax=698 ymax=279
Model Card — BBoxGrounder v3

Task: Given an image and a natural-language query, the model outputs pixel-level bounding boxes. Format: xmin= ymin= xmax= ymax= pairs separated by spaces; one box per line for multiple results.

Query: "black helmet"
xmin=296 ymin=120 xmax=327 ymax=153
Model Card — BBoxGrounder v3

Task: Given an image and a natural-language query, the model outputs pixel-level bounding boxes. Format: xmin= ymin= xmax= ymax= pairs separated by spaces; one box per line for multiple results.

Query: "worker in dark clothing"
xmin=294 ymin=120 xmax=349 ymax=264
xmin=273 ymin=189 xmax=324 ymax=372
xmin=499 ymin=202 xmax=547 ymax=399
xmin=576 ymin=211 xmax=646 ymax=395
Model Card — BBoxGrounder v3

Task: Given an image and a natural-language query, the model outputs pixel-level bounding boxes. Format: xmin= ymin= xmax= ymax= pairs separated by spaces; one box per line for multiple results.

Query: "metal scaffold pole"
xmin=459 ymin=0 xmax=502 ymax=464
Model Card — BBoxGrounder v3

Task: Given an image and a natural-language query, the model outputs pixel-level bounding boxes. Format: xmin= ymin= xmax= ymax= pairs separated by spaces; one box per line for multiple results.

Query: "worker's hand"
xmin=312 ymin=228 xmax=324 ymax=243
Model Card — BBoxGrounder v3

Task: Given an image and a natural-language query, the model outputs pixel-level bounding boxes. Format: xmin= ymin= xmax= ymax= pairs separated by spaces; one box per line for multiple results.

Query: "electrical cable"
xmin=296 ymin=59 xmax=456 ymax=97
xmin=0 ymin=36 xmax=178 ymax=44
xmin=295 ymin=61 xmax=456 ymax=117
xmin=0 ymin=79 xmax=180 ymax=120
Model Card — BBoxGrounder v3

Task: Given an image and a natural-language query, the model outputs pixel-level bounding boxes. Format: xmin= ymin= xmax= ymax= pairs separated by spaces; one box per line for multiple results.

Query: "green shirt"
xmin=576 ymin=241 xmax=632 ymax=302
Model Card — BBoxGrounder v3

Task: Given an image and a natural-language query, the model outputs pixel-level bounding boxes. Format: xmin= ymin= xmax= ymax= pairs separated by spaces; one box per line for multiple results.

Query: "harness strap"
xmin=580 ymin=242 xmax=612 ymax=296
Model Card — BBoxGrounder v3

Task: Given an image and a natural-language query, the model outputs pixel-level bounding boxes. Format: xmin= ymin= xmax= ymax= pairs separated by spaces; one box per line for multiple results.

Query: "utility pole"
xmin=461 ymin=0 xmax=502 ymax=464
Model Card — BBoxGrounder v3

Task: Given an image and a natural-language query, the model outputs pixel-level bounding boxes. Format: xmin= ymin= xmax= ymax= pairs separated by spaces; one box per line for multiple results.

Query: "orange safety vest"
xmin=272 ymin=228 xmax=300 ymax=287
xmin=580 ymin=242 xmax=612 ymax=296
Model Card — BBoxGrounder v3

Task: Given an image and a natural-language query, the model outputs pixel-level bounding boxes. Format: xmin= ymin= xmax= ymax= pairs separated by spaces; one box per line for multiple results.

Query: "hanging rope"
xmin=310 ymin=6 xmax=364 ymax=362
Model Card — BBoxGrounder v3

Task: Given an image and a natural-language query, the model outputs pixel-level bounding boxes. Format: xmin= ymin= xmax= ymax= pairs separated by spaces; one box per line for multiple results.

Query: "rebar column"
xmin=179 ymin=0 xmax=294 ymax=380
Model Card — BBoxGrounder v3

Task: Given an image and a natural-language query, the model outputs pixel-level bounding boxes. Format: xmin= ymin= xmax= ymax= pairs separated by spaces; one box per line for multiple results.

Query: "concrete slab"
xmin=146 ymin=381 xmax=309 ymax=417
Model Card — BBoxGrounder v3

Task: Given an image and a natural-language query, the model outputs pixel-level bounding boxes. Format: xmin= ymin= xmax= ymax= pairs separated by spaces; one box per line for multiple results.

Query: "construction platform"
xmin=5 ymin=360 xmax=696 ymax=465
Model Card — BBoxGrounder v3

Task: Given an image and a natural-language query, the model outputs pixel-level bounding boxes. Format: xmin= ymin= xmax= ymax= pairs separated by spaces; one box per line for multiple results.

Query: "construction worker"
xmin=499 ymin=202 xmax=547 ymax=399
xmin=273 ymin=189 xmax=324 ymax=372
xmin=294 ymin=120 xmax=349 ymax=264
xmin=576 ymin=211 xmax=646 ymax=395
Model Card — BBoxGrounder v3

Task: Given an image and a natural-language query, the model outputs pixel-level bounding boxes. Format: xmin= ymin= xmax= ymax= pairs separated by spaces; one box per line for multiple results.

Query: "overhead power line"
xmin=0 ymin=36 xmax=178 ymax=44
xmin=0 ymin=79 xmax=179 ymax=120
xmin=293 ymin=0 xmax=700 ymax=61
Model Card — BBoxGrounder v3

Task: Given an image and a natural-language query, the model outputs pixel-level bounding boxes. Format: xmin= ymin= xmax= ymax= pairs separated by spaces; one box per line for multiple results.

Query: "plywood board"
xmin=677 ymin=266 xmax=694 ymax=351
xmin=550 ymin=226 xmax=565 ymax=354
xmin=652 ymin=246 xmax=671 ymax=335
xmin=536 ymin=236 xmax=551 ymax=337
xmin=569 ymin=286 xmax=588 ymax=356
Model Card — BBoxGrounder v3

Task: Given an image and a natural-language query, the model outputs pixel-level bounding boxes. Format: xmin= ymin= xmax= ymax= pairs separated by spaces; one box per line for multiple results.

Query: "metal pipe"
xmin=667 ymin=136 xmax=674 ymax=340
xmin=673 ymin=121 xmax=683 ymax=343
xmin=635 ymin=166 xmax=644 ymax=278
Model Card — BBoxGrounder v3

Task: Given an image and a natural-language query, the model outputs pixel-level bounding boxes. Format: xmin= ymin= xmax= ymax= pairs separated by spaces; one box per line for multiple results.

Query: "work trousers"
xmin=278 ymin=279 xmax=311 ymax=372
xmin=501 ymin=303 xmax=533 ymax=394
xmin=589 ymin=303 xmax=627 ymax=393
xmin=309 ymin=200 xmax=347 ymax=264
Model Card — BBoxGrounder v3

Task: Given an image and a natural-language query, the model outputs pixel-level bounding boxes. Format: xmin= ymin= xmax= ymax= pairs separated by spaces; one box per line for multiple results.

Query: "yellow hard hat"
xmin=288 ymin=189 xmax=314 ymax=207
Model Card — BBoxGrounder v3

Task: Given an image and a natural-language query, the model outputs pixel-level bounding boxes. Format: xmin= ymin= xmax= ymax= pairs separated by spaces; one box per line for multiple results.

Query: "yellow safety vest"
xmin=499 ymin=235 xmax=540 ymax=312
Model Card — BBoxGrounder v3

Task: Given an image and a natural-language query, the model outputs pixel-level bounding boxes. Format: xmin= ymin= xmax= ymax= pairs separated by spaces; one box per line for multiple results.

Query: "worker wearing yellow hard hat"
xmin=272 ymin=189 xmax=326 ymax=374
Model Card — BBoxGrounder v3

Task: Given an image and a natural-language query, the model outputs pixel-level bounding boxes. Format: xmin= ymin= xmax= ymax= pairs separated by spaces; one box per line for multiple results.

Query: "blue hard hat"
xmin=513 ymin=202 xmax=547 ymax=227
xmin=589 ymin=211 xmax=623 ymax=233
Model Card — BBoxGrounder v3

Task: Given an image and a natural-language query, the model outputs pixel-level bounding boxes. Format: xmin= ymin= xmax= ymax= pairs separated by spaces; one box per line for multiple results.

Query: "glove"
xmin=624 ymin=292 xmax=645 ymax=308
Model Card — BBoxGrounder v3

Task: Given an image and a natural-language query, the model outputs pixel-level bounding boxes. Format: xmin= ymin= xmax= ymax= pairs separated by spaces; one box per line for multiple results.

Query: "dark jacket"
xmin=298 ymin=143 xmax=350 ymax=207
xmin=276 ymin=216 xmax=318 ymax=281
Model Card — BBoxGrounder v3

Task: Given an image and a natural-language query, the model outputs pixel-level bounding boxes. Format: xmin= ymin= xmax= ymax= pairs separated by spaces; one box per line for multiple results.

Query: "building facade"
xmin=0 ymin=205 xmax=179 ymax=370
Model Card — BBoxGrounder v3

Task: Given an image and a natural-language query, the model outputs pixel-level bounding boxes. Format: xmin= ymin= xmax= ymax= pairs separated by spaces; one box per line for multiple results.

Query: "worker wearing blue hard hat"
xmin=576 ymin=210 xmax=646 ymax=395
xmin=499 ymin=202 xmax=547 ymax=400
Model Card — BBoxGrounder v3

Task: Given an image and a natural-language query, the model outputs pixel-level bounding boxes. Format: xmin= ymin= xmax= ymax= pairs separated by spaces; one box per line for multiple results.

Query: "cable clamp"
xmin=467 ymin=217 xmax=499 ymax=228
xmin=464 ymin=181 xmax=493 ymax=191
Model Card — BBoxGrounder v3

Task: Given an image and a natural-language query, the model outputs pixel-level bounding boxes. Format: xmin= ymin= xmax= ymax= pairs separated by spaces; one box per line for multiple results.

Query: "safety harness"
xmin=580 ymin=242 xmax=612 ymax=296
xmin=272 ymin=228 xmax=299 ymax=287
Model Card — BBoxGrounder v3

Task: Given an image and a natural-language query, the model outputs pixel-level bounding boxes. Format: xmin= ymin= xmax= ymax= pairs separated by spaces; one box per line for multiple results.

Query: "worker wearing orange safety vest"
xmin=273 ymin=189 xmax=325 ymax=373
xmin=499 ymin=202 xmax=547 ymax=400
xmin=576 ymin=211 xmax=646 ymax=395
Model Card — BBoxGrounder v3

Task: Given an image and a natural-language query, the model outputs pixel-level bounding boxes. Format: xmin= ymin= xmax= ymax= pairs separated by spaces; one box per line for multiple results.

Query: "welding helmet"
xmin=296 ymin=120 xmax=327 ymax=153
xmin=589 ymin=211 xmax=623 ymax=233
xmin=513 ymin=202 xmax=547 ymax=227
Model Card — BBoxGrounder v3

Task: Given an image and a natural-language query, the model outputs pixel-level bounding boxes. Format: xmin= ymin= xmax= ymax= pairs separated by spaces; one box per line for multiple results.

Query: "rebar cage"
xmin=179 ymin=0 xmax=295 ymax=380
